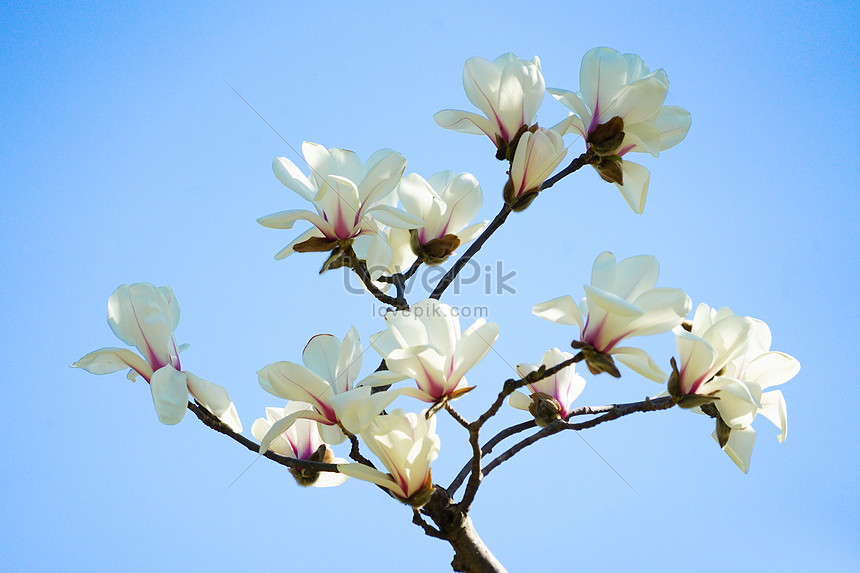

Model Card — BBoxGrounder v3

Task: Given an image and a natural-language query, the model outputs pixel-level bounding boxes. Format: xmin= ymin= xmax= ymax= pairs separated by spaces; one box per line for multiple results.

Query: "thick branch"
xmin=420 ymin=487 xmax=508 ymax=573
xmin=187 ymin=401 xmax=339 ymax=474
xmin=430 ymin=204 xmax=512 ymax=300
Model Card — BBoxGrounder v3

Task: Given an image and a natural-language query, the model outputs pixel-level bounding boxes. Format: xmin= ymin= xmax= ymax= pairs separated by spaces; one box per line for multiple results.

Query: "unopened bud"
xmin=587 ymin=116 xmax=625 ymax=155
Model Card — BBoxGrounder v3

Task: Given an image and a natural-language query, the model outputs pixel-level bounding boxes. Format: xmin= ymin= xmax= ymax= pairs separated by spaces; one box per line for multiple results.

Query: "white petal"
xmin=337 ymin=463 xmax=405 ymax=498
xmin=533 ymin=295 xmax=583 ymax=328
xmin=272 ymin=157 xmax=315 ymax=200
xmin=149 ymin=366 xmax=189 ymax=425
xmin=72 ymin=347 xmax=154 ymax=380
xmin=433 ymin=110 xmax=496 ymax=138
xmin=759 ymin=390 xmax=788 ymax=443
xmin=714 ymin=426 xmax=756 ymax=473
xmin=185 ymin=371 xmax=242 ymax=432
xmin=611 ymin=346 xmax=666 ymax=382
xmin=613 ymin=161 xmax=650 ymax=214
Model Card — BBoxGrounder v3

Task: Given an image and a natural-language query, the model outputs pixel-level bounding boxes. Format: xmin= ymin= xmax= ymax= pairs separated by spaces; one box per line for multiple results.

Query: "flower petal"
xmin=72 ymin=347 xmax=154 ymax=381
xmin=149 ymin=366 xmax=189 ymax=425
xmin=533 ymin=295 xmax=583 ymax=328
xmin=185 ymin=371 xmax=242 ymax=432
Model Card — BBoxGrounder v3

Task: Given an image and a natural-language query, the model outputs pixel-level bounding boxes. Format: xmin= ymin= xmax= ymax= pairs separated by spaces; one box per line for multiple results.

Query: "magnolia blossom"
xmin=370 ymin=299 xmax=499 ymax=403
xmin=72 ymin=283 xmax=242 ymax=431
xmin=548 ymin=47 xmax=691 ymax=214
xmin=338 ymin=409 xmax=440 ymax=507
xmin=252 ymin=402 xmax=348 ymax=487
xmin=257 ymin=142 xmax=423 ymax=273
xmin=434 ymin=53 xmax=545 ymax=160
xmin=508 ymin=349 xmax=585 ymax=427
xmin=670 ymin=304 xmax=799 ymax=472
xmin=397 ymin=171 xmax=487 ymax=265
xmin=503 ymin=127 xmax=568 ymax=211
xmin=533 ymin=251 xmax=691 ymax=381
xmin=257 ymin=327 xmax=405 ymax=449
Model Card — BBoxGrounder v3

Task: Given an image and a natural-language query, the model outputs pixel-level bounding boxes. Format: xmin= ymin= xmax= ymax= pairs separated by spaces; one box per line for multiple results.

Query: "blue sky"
xmin=2 ymin=1 xmax=858 ymax=571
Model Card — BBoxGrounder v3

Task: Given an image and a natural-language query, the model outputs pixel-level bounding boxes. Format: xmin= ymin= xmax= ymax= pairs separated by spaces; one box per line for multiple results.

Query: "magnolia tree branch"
xmin=539 ymin=150 xmax=594 ymax=191
xmin=347 ymin=247 xmax=409 ymax=310
xmin=481 ymin=396 xmax=676 ymax=479
xmin=430 ymin=203 xmax=512 ymax=300
xmin=187 ymin=401 xmax=340 ymax=474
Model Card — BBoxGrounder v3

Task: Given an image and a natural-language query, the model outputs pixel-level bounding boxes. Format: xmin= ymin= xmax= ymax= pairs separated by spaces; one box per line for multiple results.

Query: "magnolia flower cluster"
xmin=435 ymin=48 xmax=689 ymax=214
xmin=667 ymin=304 xmax=799 ymax=472
xmin=255 ymin=299 xmax=498 ymax=497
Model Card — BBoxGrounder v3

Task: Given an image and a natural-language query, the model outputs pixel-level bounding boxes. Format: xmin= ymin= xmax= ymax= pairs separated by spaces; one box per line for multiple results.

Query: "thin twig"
xmin=348 ymin=433 xmax=376 ymax=468
xmin=445 ymin=403 xmax=471 ymax=430
xmin=447 ymin=420 xmax=535 ymax=494
xmin=482 ymin=396 xmax=676 ymax=478
xmin=347 ymin=247 xmax=409 ymax=310
xmin=187 ymin=401 xmax=339 ymax=473
xmin=412 ymin=509 xmax=446 ymax=540
xmin=539 ymin=150 xmax=594 ymax=191
xmin=429 ymin=204 xmax=512 ymax=300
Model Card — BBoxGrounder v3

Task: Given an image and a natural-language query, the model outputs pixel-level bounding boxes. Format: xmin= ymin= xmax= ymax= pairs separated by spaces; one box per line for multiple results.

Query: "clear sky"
xmin=2 ymin=1 xmax=858 ymax=571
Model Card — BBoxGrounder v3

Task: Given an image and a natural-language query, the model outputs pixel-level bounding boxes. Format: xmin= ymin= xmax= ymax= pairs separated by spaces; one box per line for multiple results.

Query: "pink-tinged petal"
xmin=759 ymin=390 xmax=788 ymax=443
xmin=316 ymin=176 xmax=361 ymax=238
xmin=621 ymin=123 xmax=662 ymax=157
xmin=272 ymin=156 xmax=314 ymax=200
xmin=257 ymin=408 xmax=325 ymax=454
xmin=613 ymin=160 xmax=650 ymax=214
xmin=335 ymin=326 xmax=363 ymax=393
xmin=450 ymin=320 xmax=499 ymax=385
xmin=675 ymin=330 xmax=718 ymax=393
xmin=497 ymin=56 xmax=544 ymax=134
xmin=185 ymin=371 xmax=242 ymax=433
xmin=72 ymin=347 xmax=154 ymax=381
xmin=107 ymin=283 xmax=178 ymax=370
xmin=462 ymin=56 xmax=503 ymax=121
xmin=611 ymin=346 xmax=666 ymax=382
xmin=149 ymin=366 xmax=189 ymax=425
xmin=579 ymin=48 xmax=630 ymax=124
xmin=338 ymin=463 xmax=406 ymax=498
xmin=533 ymin=295 xmax=583 ymax=328
xmin=433 ymin=110 xmax=496 ymax=138
xmin=385 ymin=345 xmax=448 ymax=397
xmin=301 ymin=334 xmax=340 ymax=383
xmin=257 ymin=361 xmax=333 ymax=418
xmin=714 ymin=426 xmax=756 ymax=473
xmin=358 ymin=150 xmax=406 ymax=206
xmin=654 ymin=106 xmax=691 ymax=151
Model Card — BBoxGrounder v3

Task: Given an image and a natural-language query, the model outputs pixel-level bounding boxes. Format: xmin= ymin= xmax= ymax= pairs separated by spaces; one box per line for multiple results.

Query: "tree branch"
xmin=430 ymin=204 xmax=512 ymax=300
xmin=347 ymin=247 xmax=409 ymax=310
xmin=187 ymin=401 xmax=340 ymax=474
xmin=482 ymin=396 xmax=676 ymax=479
xmin=539 ymin=150 xmax=594 ymax=191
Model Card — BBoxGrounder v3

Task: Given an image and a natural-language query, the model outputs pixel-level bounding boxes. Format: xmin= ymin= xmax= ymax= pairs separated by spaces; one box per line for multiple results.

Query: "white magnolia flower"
xmin=257 ymin=327 xmax=405 ymax=449
xmin=434 ymin=53 xmax=545 ymax=160
xmin=257 ymin=142 xmax=423 ymax=270
xmin=549 ymin=47 xmax=691 ymax=214
xmin=503 ymin=127 xmax=568 ymax=211
xmin=397 ymin=171 xmax=487 ymax=265
xmin=672 ymin=304 xmax=799 ymax=472
xmin=533 ymin=251 xmax=691 ymax=381
xmin=370 ymin=299 xmax=499 ymax=403
xmin=252 ymin=402 xmax=348 ymax=487
xmin=508 ymin=348 xmax=586 ymax=427
xmin=72 ymin=283 xmax=242 ymax=432
xmin=338 ymin=409 xmax=440 ymax=507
